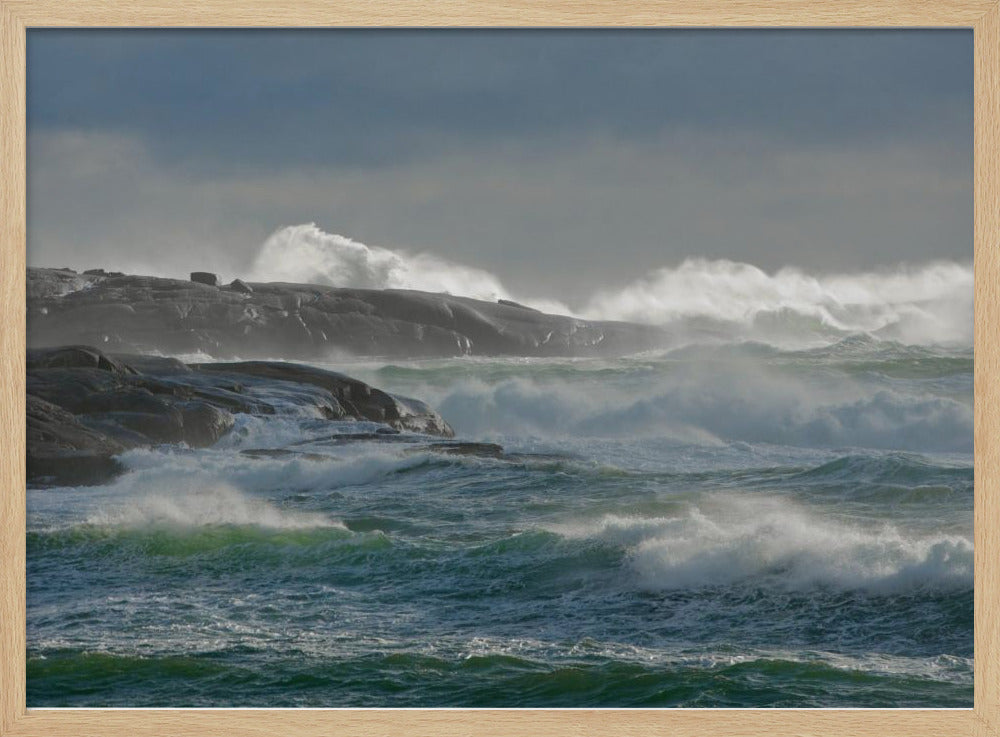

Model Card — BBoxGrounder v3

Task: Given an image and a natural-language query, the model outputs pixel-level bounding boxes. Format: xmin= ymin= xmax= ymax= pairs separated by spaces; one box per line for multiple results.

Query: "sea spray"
xmin=247 ymin=224 xmax=972 ymax=347
xmin=550 ymin=496 xmax=973 ymax=593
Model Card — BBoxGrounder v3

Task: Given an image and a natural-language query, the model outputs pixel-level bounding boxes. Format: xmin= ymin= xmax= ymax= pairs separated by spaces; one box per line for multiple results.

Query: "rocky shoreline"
xmin=27 ymin=345 xmax=456 ymax=486
xmin=26 ymin=267 xmax=661 ymax=486
xmin=28 ymin=267 xmax=668 ymax=360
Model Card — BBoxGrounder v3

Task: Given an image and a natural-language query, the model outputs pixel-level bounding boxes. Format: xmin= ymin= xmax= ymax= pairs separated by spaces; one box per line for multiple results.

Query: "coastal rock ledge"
xmin=27 ymin=267 xmax=667 ymax=360
xmin=27 ymin=345 xmax=453 ymax=486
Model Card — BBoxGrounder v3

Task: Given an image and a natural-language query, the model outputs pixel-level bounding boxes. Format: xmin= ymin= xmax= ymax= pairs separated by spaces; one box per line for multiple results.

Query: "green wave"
xmin=27 ymin=649 xmax=973 ymax=708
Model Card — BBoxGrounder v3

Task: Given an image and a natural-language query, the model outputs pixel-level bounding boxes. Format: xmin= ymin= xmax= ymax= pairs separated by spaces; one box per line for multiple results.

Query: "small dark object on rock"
xmin=191 ymin=271 xmax=220 ymax=287
xmin=229 ymin=278 xmax=253 ymax=294
xmin=241 ymin=448 xmax=330 ymax=462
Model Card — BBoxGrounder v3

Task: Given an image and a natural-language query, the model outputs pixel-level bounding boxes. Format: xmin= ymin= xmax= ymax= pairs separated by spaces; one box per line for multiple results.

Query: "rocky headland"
xmin=28 ymin=267 xmax=667 ymax=360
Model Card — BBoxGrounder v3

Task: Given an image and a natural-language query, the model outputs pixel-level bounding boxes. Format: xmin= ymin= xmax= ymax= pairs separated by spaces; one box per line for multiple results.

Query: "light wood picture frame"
xmin=1 ymin=2 xmax=997 ymax=735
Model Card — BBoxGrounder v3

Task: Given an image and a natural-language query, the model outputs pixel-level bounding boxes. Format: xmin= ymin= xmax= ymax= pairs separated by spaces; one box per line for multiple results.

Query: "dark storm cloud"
xmin=26 ymin=29 xmax=972 ymax=300
xmin=28 ymin=29 xmax=971 ymax=172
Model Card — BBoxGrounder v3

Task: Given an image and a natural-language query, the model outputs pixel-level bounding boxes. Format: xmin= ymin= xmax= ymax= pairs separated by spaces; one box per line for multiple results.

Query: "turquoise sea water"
xmin=26 ymin=336 xmax=973 ymax=707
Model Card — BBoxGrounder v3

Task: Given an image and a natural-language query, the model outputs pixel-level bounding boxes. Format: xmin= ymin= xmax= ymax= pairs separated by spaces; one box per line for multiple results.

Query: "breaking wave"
xmin=553 ymin=495 xmax=973 ymax=593
xmin=247 ymin=223 xmax=570 ymax=314
xmin=430 ymin=372 xmax=972 ymax=453
xmin=83 ymin=482 xmax=338 ymax=531
xmin=247 ymin=224 xmax=972 ymax=347
xmin=582 ymin=258 xmax=973 ymax=347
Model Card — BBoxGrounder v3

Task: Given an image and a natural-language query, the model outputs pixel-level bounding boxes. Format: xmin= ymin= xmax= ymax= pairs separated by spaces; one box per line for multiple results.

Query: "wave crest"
xmin=247 ymin=223 xmax=571 ymax=314
xmin=87 ymin=482 xmax=341 ymax=530
xmin=582 ymin=258 xmax=972 ymax=346
xmin=246 ymin=224 xmax=971 ymax=347
xmin=433 ymin=371 xmax=971 ymax=452
xmin=554 ymin=495 xmax=972 ymax=593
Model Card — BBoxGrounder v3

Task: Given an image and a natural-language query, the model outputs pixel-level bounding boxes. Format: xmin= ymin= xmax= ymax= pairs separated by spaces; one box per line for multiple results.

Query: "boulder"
xmin=228 ymin=278 xmax=254 ymax=294
xmin=190 ymin=271 xmax=220 ymax=287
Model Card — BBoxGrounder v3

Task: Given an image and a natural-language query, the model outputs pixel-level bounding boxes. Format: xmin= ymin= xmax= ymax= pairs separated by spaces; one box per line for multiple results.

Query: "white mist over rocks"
xmin=584 ymin=258 xmax=973 ymax=347
xmin=248 ymin=223 xmax=572 ymax=315
xmin=249 ymin=224 xmax=972 ymax=347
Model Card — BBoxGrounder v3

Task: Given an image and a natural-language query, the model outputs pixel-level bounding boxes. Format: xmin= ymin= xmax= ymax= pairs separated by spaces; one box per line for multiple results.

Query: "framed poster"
xmin=1 ymin=2 xmax=998 ymax=735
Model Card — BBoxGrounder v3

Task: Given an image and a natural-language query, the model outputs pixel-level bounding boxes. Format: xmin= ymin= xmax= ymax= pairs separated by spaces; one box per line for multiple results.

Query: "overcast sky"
xmin=27 ymin=29 xmax=972 ymax=301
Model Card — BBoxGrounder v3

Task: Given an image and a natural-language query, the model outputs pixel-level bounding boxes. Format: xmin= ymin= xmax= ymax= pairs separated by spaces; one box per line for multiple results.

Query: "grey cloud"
xmin=28 ymin=30 xmax=971 ymax=173
xmin=27 ymin=30 xmax=972 ymax=297
xmin=28 ymin=127 xmax=971 ymax=304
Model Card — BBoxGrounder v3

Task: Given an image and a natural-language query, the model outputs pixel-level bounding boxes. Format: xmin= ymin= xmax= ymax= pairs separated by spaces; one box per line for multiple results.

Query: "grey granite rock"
xmin=27 ymin=267 xmax=668 ymax=360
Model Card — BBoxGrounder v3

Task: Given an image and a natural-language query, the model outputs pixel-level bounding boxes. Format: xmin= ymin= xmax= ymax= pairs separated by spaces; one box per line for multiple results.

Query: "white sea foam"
xmin=429 ymin=366 xmax=971 ymax=452
xmin=553 ymin=494 xmax=972 ymax=592
xmin=58 ymin=444 xmax=436 ymax=531
xmin=246 ymin=224 xmax=972 ymax=347
xmin=115 ymin=445 xmax=429 ymax=494
xmin=582 ymin=258 xmax=973 ymax=346
xmin=447 ymin=635 xmax=972 ymax=684
xmin=247 ymin=223 xmax=571 ymax=314
xmin=86 ymin=481 xmax=342 ymax=530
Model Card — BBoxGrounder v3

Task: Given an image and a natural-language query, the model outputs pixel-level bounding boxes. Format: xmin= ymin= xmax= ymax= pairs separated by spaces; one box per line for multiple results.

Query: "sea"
xmin=26 ymin=332 xmax=973 ymax=707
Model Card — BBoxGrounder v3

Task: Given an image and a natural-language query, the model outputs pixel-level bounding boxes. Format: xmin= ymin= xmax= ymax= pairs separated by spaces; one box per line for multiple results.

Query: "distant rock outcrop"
xmin=27 ymin=268 xmax=668 ymax=360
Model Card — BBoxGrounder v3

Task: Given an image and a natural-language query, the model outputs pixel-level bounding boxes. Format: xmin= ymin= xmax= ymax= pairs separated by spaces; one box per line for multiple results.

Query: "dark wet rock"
xmin=27 ymin=395 xmax=126 ymax=485
xmin=240 ymin=448 xmax=331 ymax=462
xmin=27 ymin=363 xmax=237 ymax=452
xmin=251 ymin=437 xmax=507 ymax=461
xmin=407 ymin=442 xmax=505 ymax=458
xmin=181 ymin=402 xmax=237 ymax=446
xmin=27 ymin=345 xmax=136 ymax=375
xmin=289 ymin=431 xmax=419 ymax=447
xmin=26 ymin=345 xmax=454 ymax=485
xmin=193 ymin=361 xmax=453 ymax=437
xmin=108 ymin=353 xmax=192 ymax=375
xmin=98 ymin=401 xmax=235 ymax=448
xmin=190 ymin=271 xmax=220 ymax=287
xmin=27 ymin=267 xmax=668 ymax=360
